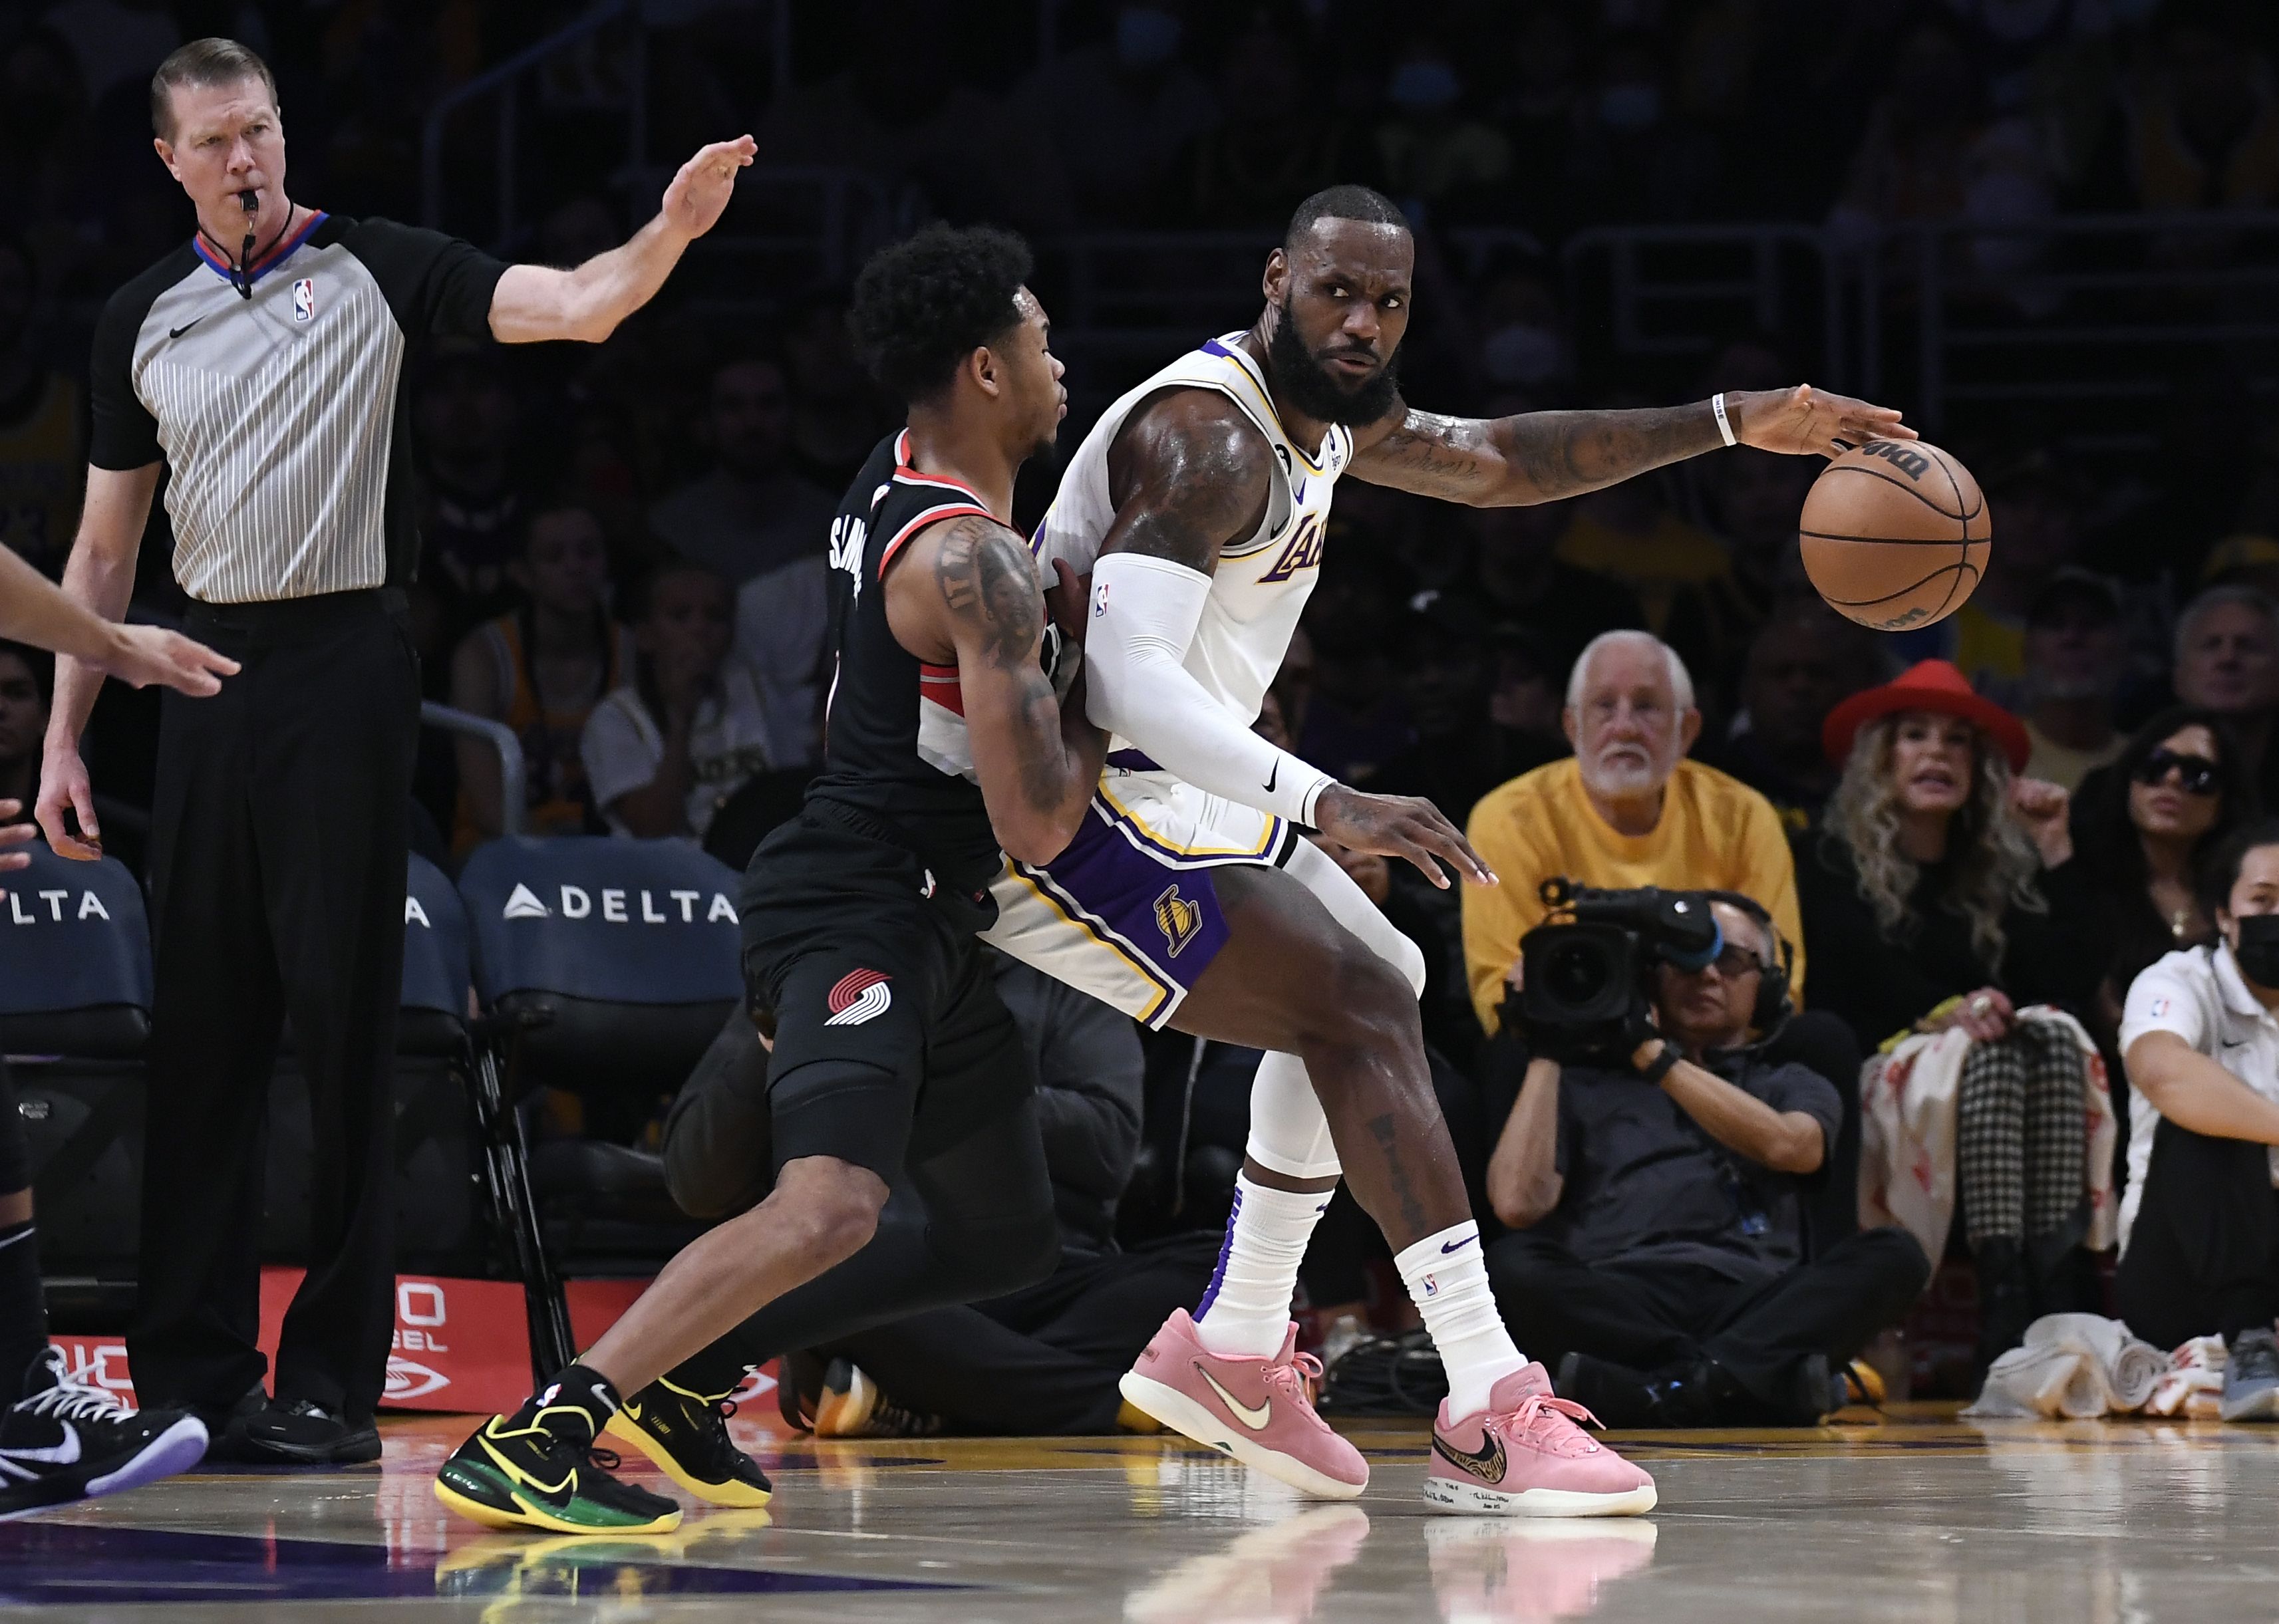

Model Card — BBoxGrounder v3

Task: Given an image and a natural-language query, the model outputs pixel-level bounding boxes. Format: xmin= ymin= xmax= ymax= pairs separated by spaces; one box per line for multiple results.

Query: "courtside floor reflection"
xmin=3 ymin=1408 xmax=2277 ymax=1620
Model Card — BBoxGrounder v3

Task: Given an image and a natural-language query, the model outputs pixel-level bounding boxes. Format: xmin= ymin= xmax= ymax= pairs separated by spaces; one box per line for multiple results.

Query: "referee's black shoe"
xmin=0 ymin=1347 xmax=210 ymax=1522
xmin=241 ymin=1397 xmax=381 ymax=1465
xmin=607 ymin=1375 xmax=772 ymax=1507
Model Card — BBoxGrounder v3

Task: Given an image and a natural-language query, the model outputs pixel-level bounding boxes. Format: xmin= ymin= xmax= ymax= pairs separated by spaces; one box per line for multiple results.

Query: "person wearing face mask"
xmin=2118 ymin=819 xmax=2279 ymax=1419
xmin=1799 ymin=661 xmax=2103 ymax=1371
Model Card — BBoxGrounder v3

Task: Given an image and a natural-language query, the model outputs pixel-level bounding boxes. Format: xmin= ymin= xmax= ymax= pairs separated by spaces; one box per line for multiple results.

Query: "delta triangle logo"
xmin=502 ymin=884 xmax=549 ymax=920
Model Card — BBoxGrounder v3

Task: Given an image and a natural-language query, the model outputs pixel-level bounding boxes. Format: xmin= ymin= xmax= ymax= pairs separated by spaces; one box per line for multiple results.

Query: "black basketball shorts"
xmin=741 ymin=807 xmax=1033 ymax=1183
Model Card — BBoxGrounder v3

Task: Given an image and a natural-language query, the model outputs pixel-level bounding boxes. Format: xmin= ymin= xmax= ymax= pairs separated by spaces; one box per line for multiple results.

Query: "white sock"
xmin=1193 ymin=1173 xmax=1332 ymax=1359
xmin=1395 ymin=1221 xmax=1526 ymax=1419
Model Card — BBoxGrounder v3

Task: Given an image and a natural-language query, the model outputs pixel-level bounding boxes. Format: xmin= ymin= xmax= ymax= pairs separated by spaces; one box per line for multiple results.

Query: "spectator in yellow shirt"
xmin=1463 ymin=630 xmax=1868 ymax=1246
xmin=1463 ymin=630 xmax=1805 ymax=1035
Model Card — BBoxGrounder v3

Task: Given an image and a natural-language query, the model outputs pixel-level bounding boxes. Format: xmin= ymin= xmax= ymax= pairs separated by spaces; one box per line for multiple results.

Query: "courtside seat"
xmin=265 ymin=853 xmax=493 ymax=1273
xmin=398 ymin=850 xmax=475 ymax=1055
xmin=457 ymin=836 xmax=745 ymax=1101
xmin=3 ymin=848 xmax=154 ymax=1297
xmin=0 ymin=845 xmax=152 ymax=1058
xmin=456 ymin=837 xmax=743 ymax=1266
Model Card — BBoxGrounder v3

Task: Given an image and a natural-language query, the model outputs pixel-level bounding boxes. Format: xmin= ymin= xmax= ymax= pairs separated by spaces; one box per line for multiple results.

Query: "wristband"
xmin=1711 ymin=392 xmax=1737 ymax=448
xmin=1637 ymin=1041 xmax=1680 ymax=1085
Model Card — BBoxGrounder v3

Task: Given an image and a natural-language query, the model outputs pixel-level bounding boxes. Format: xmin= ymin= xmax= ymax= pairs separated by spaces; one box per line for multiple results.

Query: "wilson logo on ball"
xmin=824 ymin=968 xmax=893 ymax=1027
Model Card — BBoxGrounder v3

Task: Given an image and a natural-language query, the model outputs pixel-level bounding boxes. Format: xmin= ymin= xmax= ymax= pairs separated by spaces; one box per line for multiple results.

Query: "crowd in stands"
xmin=10 ymin=0 xmax=2279 ymax=1431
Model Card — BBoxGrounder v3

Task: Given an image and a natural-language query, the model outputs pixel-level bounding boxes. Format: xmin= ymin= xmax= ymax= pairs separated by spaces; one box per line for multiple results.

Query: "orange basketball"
xmin=1797 ymin=440 xmax=1991 ymax=632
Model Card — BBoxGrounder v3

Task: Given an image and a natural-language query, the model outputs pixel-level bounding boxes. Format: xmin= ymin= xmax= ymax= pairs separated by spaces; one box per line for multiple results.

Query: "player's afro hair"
xmin=847 ymin=224 xmax=1034 ymax=406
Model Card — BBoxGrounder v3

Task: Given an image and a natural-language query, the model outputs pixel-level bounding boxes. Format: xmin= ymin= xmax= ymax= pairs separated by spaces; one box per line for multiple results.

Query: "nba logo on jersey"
xmin=291 ymin=278 xmax=315 ymax=323
xmin=1153 ymin=884 xmax=1204 ymax=958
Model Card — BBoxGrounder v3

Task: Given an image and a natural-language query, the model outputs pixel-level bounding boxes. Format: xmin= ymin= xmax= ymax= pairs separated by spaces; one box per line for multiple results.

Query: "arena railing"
xmin=420 ymin=702 xmax=526 ymax=841
xmin=1859 ymin=210 xmax=2279 ymax=443
xmin=420 ymin=1 xmax=649 ymax=250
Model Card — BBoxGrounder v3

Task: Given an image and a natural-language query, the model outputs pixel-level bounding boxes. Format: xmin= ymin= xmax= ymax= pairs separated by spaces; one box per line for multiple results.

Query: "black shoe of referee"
xmin=0 ymin=1347 xmax=210 ymax=1522
xmin=607 ymin=1375 xmax=772 ymax=1507
xmin=241 ymin=1397 xmax=382 ymax=1465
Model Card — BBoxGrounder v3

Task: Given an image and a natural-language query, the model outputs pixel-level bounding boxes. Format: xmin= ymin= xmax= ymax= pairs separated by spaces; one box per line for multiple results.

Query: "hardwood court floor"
xmin=5 ymin=1405 xmax=2276 ymax=1621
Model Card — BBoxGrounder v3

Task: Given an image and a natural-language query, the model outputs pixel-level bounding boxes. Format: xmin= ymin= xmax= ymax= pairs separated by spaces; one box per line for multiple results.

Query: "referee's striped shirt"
xmin=89 ymin=213 xmax=509 ymax=604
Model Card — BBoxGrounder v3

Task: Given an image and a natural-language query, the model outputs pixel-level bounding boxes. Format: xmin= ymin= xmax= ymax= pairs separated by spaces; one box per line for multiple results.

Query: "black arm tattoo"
xmin=1357 ymin=403 xmax=1721 ymax=506
xmin=1101 ymin=390 xmax=1275 ymax=573
xmin=933 ymin=515 xmax=1044 ymax=671
xmin=931 ymin=514 xmax=1104 ymax=821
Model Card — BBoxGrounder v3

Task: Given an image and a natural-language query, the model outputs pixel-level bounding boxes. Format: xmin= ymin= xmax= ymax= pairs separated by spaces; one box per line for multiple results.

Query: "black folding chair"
xmin=456 ymin=837 xmax=746 ymax=1371
xmin=1 ymin=847 xmax=154 ymax=1323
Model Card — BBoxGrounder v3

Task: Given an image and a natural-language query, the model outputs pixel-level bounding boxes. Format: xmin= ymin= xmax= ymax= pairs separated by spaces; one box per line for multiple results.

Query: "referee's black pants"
xmin=129 ymin=591 xmax=418 ymax=1424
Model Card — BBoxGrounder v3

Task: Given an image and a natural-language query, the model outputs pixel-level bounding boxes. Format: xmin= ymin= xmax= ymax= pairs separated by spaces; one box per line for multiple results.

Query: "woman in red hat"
xmin=1799 ymin=661 xmax=2103 ymax=1376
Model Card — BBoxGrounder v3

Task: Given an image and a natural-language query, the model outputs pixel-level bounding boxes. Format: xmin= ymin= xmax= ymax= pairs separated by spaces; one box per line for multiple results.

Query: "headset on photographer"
xmin=1699 ymin=890 xmax=1795 ymax=1045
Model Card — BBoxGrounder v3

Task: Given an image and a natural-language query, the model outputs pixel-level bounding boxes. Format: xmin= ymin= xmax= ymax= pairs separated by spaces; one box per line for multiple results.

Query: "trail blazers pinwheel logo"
xmin=824 ymin=968 xmax=893 ymax=1026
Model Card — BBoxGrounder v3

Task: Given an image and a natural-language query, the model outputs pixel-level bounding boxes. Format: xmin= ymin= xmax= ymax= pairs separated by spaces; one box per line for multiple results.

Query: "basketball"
xmin=1798 ymin=439 xmax=1991 ymax=632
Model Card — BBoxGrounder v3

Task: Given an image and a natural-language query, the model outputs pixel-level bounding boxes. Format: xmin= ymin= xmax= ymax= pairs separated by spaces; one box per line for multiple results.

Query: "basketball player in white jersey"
xmin=984 ymin=186 xmax=1910 ymax=1517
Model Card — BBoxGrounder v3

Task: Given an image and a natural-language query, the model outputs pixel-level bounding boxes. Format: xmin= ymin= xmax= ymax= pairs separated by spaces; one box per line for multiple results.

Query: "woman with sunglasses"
xmin=2072 ymin=708 xmax=2257 ymax=1045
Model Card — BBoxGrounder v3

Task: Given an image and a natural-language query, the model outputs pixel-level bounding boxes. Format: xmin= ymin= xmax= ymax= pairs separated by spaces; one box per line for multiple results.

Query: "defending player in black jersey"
xmin=434 ymin=225 xmax=1106 ymax=1534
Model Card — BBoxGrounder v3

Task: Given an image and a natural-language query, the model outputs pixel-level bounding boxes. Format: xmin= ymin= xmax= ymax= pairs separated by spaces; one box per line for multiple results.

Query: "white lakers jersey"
xmin=1036 ymin=334 xmax=1349 ymax=738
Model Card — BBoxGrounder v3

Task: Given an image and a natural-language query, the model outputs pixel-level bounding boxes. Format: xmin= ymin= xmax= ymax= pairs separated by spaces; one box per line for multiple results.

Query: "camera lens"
xmin=1544 ymin=938 xmax=1608 ymax=1006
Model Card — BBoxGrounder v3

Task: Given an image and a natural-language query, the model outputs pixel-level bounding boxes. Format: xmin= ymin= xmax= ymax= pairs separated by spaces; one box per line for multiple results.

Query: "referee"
xmin=35 ymin=38 xmax=752 ymax=1465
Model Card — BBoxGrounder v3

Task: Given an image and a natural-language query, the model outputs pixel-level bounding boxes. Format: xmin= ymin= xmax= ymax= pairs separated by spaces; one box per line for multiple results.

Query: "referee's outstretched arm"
xmin=488 ymin=136 xmax=755 ymax=344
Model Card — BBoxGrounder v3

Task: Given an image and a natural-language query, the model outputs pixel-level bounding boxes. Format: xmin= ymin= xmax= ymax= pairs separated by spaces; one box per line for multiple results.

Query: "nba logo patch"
xmin=1153 ymin=884 xmax=1203 ymax=958
xmin=291 ymin=277 xmax=315 ymax=323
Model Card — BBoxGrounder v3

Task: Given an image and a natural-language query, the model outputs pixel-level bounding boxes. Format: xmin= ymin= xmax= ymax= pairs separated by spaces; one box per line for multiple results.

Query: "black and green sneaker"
xmin=434 ymin=1403 xmax=682 ymax=1535
xmin=606 ymin=1375 xmax=772 ymax=1508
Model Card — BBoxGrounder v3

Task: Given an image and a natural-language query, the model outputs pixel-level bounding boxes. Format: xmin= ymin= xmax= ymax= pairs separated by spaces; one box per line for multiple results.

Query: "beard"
xmin=1266 ymin=297 xmax=1404 ymax=427
xmin=1579 ymin=744 xmax=1666 ymax=799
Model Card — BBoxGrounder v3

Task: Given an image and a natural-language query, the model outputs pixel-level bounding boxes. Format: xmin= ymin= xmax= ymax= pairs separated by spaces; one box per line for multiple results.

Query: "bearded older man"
xmin=1459 ymin=632 xmax=1868 ymax=1242
xmin=1461 ymin=630 xmax=1805 ymax=1032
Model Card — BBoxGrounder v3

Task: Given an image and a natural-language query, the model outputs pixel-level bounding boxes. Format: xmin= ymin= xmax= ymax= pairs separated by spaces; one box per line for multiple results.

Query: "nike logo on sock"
xmin=1265 ymin=761 xmax=1279 ymax=793
xmin=1441 ymin=1235 xmax=1477 ymax=1254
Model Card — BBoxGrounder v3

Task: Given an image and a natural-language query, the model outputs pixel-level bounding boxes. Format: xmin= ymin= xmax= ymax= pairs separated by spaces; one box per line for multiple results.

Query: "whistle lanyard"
xmin=198 ymin=202 xmax=300 ymax=300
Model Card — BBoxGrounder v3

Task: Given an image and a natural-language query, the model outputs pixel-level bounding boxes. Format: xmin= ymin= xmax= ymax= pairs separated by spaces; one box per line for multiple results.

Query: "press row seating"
xmin=2 ymin=835 xmax=745 ymax=1375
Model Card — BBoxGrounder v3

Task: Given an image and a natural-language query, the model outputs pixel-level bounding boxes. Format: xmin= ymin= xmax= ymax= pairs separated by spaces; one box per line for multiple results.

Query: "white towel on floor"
xmin=2145 ymin=1335 xmax=2227 ymax=1418
xmin=1859 ymin=1008 xmax=2120 ymax=1273
xmin=1962 ymin=1313 xmax=2171 ymax=1418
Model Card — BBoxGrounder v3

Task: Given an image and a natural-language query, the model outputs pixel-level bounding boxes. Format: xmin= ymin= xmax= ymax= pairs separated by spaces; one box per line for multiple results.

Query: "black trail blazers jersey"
xmin=806 ymin=430 xmax=1009 ymax=895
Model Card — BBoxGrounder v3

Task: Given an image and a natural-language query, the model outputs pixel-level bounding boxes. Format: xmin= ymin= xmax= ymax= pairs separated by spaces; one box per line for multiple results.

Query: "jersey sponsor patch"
xmin=824 ymin=968 xmax=893 ymax=1026
xmin=291 ymin=277 xmax=315 ymax=322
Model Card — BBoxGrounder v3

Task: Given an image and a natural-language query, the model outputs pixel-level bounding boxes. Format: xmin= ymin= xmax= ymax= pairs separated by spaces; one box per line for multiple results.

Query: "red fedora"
xmin=1821 ymin=659 xmax=2031 ymax=772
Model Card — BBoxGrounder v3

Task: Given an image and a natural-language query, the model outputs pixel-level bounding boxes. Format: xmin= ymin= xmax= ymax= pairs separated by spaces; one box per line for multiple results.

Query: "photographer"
xmin=1483 ymin=895 xmax=1928 ymax=1427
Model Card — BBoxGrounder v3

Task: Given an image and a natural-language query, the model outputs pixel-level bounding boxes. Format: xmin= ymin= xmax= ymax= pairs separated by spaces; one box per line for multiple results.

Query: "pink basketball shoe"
xmin=1424 ymin=1364 xmax=1656 ymax=1517
xmin=1118 ymin=1309 xmax=1368 ymax=1500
